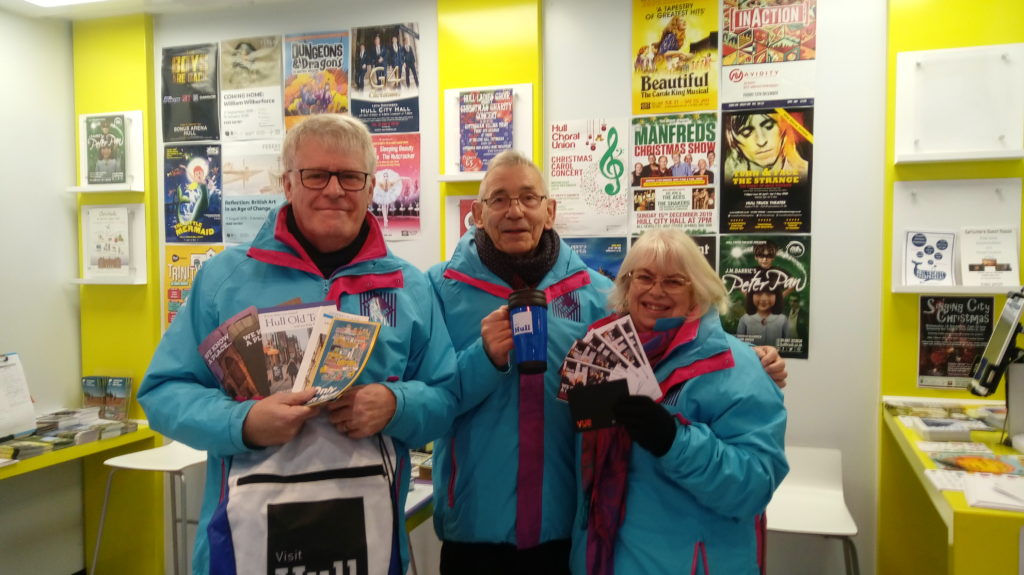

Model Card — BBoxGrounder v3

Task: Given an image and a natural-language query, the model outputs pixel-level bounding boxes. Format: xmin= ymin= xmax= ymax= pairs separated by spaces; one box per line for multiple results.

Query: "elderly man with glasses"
xmin=427 ymin=150 xmax=788 ymax=574
xmin=140 ymin=114 xmax=459 ymax=575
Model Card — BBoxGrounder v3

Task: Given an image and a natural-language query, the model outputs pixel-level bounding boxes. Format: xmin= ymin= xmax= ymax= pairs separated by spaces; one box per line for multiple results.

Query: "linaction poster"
xmin=629 ymin=113 xmax=718 ymax=235
xmin=164 ymin=144 xmax=223 ymax=243
xmin=719 ymin=234 xmax=810 ymax=359
xmin=162 ymin=43 xmax=219 ymax=142
xmin=350 ymin=23 xmax=420 ymax=134
xmin=220 ymin=35 xmax=284 ymax=141
xmin=632 ymin=0 xmax=719 ymax=115
xmin=547 ymin=117 xmax=629 ymax=237
xmin=719 ymin=106 xmax=813 ymax=233
xmin=918 ymin=296 xmax=993 ymax=390
xmin=721 ymin=0 xmax=817 ymax=108
xmin=283 ymin=30 xmax=349 ymax=131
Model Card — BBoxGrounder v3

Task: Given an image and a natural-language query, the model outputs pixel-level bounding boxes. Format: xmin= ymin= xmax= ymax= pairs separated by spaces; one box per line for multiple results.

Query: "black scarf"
xmin=287 ymin=206 xmax=370 ymax=278
xmin=474 ymin=227 xmax=560 ymax=288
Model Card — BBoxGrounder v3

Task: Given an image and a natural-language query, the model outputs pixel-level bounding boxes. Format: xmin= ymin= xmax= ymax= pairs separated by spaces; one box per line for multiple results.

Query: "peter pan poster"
xmin=632 ymin=0 xmax=719 ymax=115
xmin=719 ymin=234 xmax=810 ymax=359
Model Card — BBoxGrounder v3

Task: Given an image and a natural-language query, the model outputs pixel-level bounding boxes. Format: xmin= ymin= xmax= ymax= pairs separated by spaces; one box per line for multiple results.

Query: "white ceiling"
xmin=0 ymin=0 xmax=298 ymax=20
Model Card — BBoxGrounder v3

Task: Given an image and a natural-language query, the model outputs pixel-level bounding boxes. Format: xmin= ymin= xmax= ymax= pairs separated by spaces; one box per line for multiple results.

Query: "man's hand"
xmin=481 ymin=305 xmax=514 ymax=369
xmin=242 ymin=388 xmax=319 ymax=447
xmin=755 ymin=346 xmax=788 ymax=389
xmin=325 ymin=383 xmax=397 ymax=439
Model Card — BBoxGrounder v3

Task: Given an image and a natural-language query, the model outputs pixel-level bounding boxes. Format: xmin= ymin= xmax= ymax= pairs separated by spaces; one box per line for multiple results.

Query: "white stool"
xmin=766 ymin=446 xmax=860 ymax=575
xmin=92 ymin=440 xmax=206 ymax=575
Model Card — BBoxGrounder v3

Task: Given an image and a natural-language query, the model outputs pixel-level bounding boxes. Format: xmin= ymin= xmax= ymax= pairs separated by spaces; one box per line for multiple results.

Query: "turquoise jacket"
xmin=139 ymin=206 xmax=459 ymax=575
xmin=570 ymin=310 xmax=788 ymax=574
xmin=427 ymin=228 xmax=613 ymax=547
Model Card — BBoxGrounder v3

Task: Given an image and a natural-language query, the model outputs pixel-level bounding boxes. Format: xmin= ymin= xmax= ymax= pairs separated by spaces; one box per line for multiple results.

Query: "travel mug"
xmin=508 ymin=288 xmax=549 ymax=374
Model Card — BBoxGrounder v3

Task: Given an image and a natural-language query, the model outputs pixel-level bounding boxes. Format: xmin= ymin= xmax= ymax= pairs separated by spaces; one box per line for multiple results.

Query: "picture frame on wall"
xmin=442 ymin=83 xmax=533 ymax=180
xmin=76 ymin=111 xmax=144 ymax=191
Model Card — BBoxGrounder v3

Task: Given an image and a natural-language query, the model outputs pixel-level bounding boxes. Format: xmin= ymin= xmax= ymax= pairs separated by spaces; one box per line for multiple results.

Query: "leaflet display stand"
xmin=895 ymin=44 xmax=1024 ymax=164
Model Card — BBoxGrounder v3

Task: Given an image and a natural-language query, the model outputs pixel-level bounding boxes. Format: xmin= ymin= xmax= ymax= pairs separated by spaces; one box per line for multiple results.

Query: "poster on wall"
xmin=721 ymin=0 xmax=817 ymax=108
xmin=629 ymin=113 xmax=718 ymax=235
xmin=283 ymin=30 xmax=349 ymax=131
xmin=370 ymin=133 xmax=420 ymax=240
xmin=547 ymin=118 xmax=629 ymax=237
xmin=164 ymin=244 xmax=224 ymax=327
xmin=222 ymin=140 xmax=284 ymax=245
xmin=719 ymin=234 xmax=810 ymax=358
xmin=350 ymin=23 xmax=420 ymax=134
xmin=564 ymin=237 xmax=628 ymax=280
xmin=164 ymin=144 xmax=223 ymax=243
xmin=220 ymin=35 xmax=285 ymax=140
xmin=631 ymin=0 xmax=719 ymax=115
xmin=719 ymin=106 xmax=813 ymax=233
xmin=918 ymin=295 xmax=993 ymax=389
xmin=444 ymin=195 xmax=478 ymax=260
xmin=162 ymin=43 xmax=220 ymax=142
xmin=83 ymin=113 xmax=126 ymax=185
xmin=458 ymin=87 xmax=514 ymax=173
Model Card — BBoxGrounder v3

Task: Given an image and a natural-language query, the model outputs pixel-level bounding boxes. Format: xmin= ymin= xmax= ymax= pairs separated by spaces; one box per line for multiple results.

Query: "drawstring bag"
xmin=208 ymin=416 xmax=399 ymax=575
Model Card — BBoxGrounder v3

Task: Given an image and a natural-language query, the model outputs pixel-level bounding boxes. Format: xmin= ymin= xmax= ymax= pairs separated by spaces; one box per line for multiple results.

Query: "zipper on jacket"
xmin=237 ymin=464 xmax=385 ymax=486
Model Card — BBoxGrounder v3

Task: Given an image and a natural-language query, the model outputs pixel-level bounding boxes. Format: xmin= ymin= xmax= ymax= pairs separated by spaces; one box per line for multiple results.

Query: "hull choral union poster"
xmin=632 ymin=0 xmax=719 ymax=115
xmin=164 ymin=144 xmax=223 ymax=243
xmin=220 ymin=35 xmax=285 ymax=141
xmin=162 ymin=43 xmax=220 ymax=142
xmin=721 ymin=0 xmax=817 ymax=108
xmin=719 ymin=234 xmax=810 ymax=359
xmin=547 ymin=118 xmax=629 ymax=237
xmin=458 ymin=87 xmax=514 ymax=173
xmin=629 ymin=113 xmax=718 ymax=236
xmin=351 ymin=23 xmax=420 ymax=134
xmin=370 ymin=133 xmax=421 ymax=240
xmin=283 ymin=30 xmax=350 ymax=131
xmin=719 ymin=106 xmax=813 ymax=233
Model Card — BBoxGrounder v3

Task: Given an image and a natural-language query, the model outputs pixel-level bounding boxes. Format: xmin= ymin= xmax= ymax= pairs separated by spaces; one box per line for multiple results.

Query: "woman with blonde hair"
xmin=570 ymin=228 xmax=788 ymax=575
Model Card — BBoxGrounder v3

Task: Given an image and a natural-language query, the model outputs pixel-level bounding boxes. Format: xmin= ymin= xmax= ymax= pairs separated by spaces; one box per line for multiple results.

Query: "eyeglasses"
xmin=292 ymin=169 xmax=370 ymax=191
xmin=628 ymin=271 xmax=691 ymax=294
xmin=480 ymin=193 xmax=548 ymax=211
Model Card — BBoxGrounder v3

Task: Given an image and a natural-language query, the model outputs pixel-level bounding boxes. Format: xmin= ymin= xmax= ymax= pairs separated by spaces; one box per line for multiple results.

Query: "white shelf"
xmin=72 ymin=276 xmax=147 ymax=285
xmin=895 ymin=149 xmax=1024 ymax=165
xmin=438 ymin=172 xmax=485 ymax=183
xmin=891 ymin=285 xmax=1020 ymax=295
xmin=68 ymin=183 xmax=145 ymax=194
xmin=891 ymin=178 xmax=1022 ymax=293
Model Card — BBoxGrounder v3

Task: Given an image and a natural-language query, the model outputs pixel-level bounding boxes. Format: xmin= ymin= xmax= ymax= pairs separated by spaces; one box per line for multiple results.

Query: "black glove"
xmin=613 ymin=395 xmax=676 ymax=457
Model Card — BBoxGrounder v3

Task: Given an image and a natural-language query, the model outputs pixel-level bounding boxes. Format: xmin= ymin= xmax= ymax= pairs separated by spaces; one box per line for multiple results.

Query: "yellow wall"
xmin=436 ymin=0 xmax=542 ymax=257
xmin=881 ymin=1 xmax=1024 ymax=400
xmin=73 ymin=15 xmax=161 ymax=420
xmin=879 ymin=2 xmax=1024 ymax=573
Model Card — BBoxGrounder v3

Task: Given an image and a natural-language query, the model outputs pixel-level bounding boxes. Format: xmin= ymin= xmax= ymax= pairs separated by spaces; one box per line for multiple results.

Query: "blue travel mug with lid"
xmin=508 ymin=288 xmax=548 ymax=374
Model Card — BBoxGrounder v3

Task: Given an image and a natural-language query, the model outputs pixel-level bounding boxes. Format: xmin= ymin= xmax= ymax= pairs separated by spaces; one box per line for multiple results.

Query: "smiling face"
xmin=753 ymin=291 xmax=776 ymax=313
xmin=284 ymin=137 xmax=374 ymax=253
xmin=626 ymin=261 xmax=694 ymax=332
xmin=472 ymin=164 xmax=556 ymax=257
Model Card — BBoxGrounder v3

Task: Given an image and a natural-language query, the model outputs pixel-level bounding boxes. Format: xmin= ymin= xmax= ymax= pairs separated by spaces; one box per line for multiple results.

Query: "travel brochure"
xmin=199 ymin=303 xmax=380 ymax=406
